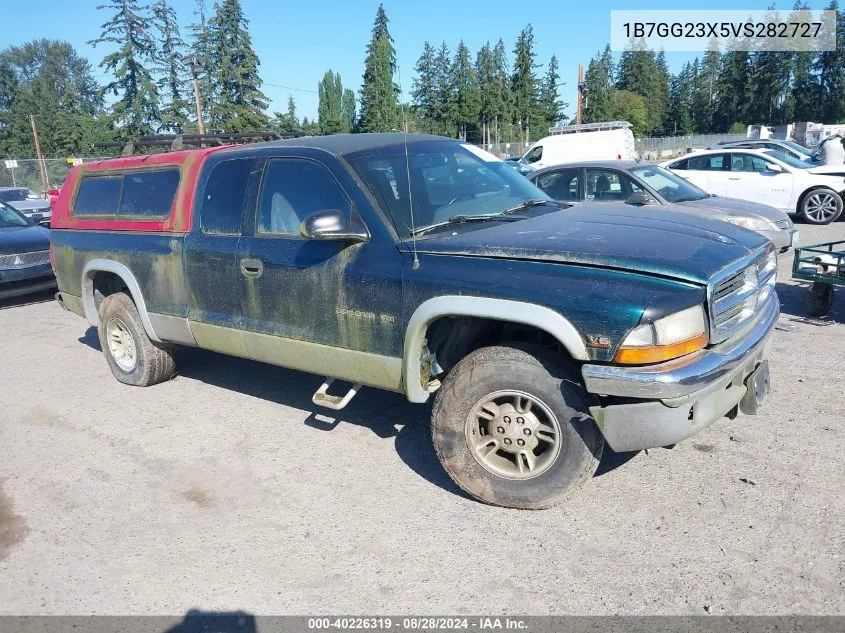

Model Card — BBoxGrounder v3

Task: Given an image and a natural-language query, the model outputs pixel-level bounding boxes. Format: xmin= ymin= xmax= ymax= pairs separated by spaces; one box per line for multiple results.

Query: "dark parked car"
xmin=0 ymin=200 xmax=55 ymax=300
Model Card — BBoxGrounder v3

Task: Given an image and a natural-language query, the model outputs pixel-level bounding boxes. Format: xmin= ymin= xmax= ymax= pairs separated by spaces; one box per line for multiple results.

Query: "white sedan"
xmin=663 ymin=149 xmax=845 ymax=224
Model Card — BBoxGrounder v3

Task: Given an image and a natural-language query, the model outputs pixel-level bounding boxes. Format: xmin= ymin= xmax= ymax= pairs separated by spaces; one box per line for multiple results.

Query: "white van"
xmin=519 ymin=121 xmax=636 ymax=170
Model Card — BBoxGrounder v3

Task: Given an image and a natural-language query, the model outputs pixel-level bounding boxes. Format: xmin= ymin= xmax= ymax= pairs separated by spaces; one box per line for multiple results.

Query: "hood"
xmin=0 ymin=224 xmax=50 ymax=255
xmin=6 ymin=199 xmax=51 ymax=213
xmin=806 ymin=165 xmax=845 ymax=178
xmin=412 ymin=205 xmax=769 ymax=285
xmin=675 ymin=196 xmax=789 ymax=223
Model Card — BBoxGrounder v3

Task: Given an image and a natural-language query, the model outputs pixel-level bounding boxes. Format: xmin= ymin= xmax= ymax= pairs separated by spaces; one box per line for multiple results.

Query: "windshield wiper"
xmin=500 ymin=198 xmax=562 ymax=215
xmin=410 ymin=214 xmax=523 ymax=237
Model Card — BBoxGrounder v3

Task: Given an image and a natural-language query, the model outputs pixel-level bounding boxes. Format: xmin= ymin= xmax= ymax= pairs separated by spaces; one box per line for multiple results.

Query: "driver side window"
xmin=585 ymin=169 xmax=641 ymax=201
xmin=257 ymin=158 xmax=350 ymax=236
xmin=524 ymin=145 xmax=543 ymax=164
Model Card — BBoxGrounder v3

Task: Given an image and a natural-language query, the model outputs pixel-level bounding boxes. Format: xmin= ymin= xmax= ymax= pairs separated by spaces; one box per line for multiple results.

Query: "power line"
xmin=263 ymin=82 xmax=319 ymax=94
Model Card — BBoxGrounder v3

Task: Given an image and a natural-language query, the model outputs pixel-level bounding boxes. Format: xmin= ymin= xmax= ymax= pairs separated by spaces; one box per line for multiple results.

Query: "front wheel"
xmin=431 ymin=344 xmax=604 ymax=509
xmin=799 ymin=189 xmax=843 ymax=224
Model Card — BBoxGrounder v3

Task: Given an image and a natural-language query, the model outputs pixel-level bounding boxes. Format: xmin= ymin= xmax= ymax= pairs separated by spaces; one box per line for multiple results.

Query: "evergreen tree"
xmin=583 ymin=45 xmax=614 ymax=123
xmin=358 ymin=4 xmax=398 ymax=132
xmin=411 ymin=40 xmax=438 ymax=131
xmin=653 ymin=50 xmax=671 ymax=133
xmin=747 ymin=6 xmax=792 ymax=125
xmin=491 ymin=39 xmax=512 ymax=143
xmin=152 ymin=0 xmax=190 ymax=132
xmin=451 ymin=41 xmax=480 ymax=140
xmin=714 ymin=44 xmax=751 ymax=132
xmin=341 ymin=89 xmax=356 ymax=132
xmin=205 ymin=0 xmax=269 ymax=131
xmin=434 ymin=42 xmax=454 ymax=135
xmin=189 ymin=0 xmax=212 ymax=125
xmin=538 ymin=55 xmax=565 ymax=132
xmin=1 ymin=40 xmax=110 ymax=155
xmin=318 ymin=70 xmax=344 ymax=134
xmin=511 ymin=25 xmax=539 ymax=142
xmin=475 ymin=43 xmax=495 ymax=144
xmin=790 ymin=1 xmax=818 ymax=121
xmin=666 ymin=62 xmax=694 ymax=135
xmin=89 ymin=0 xmax=161 ymax=137
xmin=0 ymin=59 xmax=16 ymax=148
xmin=273 ymin=95 xmax=300 ymax=135
xmin=691 ymin=43 xmax=721 ymax=132
xmin=814 ymin=0 xmax=845 ymax=123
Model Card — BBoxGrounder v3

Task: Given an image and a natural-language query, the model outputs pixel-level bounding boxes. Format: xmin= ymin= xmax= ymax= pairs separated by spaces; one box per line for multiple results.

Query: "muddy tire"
xmin=799 ymin=189 xmax=843 ymax=225
xmin=97 ymin=292 xmax=176 ymax=387
xmin=431 ymin=344 xmax=603 ymax=509
xmin=804 ymin=281 xmax=834 ymax=317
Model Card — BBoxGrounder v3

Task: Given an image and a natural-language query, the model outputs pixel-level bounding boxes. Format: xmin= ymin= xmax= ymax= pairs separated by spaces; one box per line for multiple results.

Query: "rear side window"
xmin=74 ymin=175 xmax=123 ymax=215
xmin=73 ymin=169 xmax=179 ymax=218
xmin=200 ymin=158 xmax=254 ymax=235
xmin=119 ymin=170 xmax=180 ymax=216
xmin=688 ymin=154 xmax=728 ymax=171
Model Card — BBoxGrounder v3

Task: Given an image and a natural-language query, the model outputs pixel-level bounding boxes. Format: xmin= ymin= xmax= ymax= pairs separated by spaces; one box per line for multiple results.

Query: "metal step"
xmin=312 ymin=378 xmax=362 ymax=411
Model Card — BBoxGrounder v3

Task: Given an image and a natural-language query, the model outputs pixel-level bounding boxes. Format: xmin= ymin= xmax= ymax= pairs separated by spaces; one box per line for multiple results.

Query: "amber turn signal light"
xmin=614 ymin=332 xmax=707 ymax=365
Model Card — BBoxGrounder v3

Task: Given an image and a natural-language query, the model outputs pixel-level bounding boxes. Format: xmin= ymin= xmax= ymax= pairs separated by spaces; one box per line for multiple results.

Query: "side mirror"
xmin=300 ymin=208 xmax=369 ymax=243
xmin=765 ymin=163 xmax=784 ymax=173
xmin=626 ymin=191 xmax=654 ymax=206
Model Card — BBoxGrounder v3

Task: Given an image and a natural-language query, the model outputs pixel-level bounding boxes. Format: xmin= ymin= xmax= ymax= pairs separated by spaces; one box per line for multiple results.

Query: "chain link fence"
xmin=636 ymin=134 xmax=747 ymax=160
xmin=0 ymin=158 xmax=109 ymax=192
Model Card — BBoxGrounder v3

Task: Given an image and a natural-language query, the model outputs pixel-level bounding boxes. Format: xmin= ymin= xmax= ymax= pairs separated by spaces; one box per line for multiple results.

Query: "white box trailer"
xmin=518 ymin=121 xmax=636 ymax=170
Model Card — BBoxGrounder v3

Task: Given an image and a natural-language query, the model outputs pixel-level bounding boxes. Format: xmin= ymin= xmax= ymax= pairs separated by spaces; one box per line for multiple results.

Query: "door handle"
xmin=240 ymin=258 xmax=264 ymax=277
xmin=728 ymin=177 xmax=742 ymax=180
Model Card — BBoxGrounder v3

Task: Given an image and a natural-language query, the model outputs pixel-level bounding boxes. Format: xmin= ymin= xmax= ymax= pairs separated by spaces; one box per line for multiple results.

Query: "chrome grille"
xmin=708 ymin=249 xmax=777 ymax=344
xmin=0 ymin=250 xmax=50 ymax=269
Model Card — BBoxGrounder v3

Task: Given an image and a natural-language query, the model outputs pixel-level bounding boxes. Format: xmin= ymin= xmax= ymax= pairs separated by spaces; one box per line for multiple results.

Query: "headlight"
xmin=615 ymin=305 xmax=708 ymax=365
xmin=724 ymin=216 xmax=777 ymax=232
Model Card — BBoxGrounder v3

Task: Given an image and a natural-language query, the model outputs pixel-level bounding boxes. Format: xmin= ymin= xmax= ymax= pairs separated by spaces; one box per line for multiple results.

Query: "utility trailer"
xmin=792 ymin=240 xmax=845 ymax=316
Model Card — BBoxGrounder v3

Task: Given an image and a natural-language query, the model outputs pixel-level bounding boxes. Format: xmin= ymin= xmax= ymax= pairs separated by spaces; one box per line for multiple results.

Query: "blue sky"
xmin=0 ymin=0 xmax=834 ymax=122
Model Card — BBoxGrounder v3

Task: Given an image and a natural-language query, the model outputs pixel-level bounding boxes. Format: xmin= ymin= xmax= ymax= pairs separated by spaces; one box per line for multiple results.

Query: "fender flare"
xmin=402 ymin=296 xmax=588 ymax=403
xmin=81 ymin=259 xmax=162 ymax=342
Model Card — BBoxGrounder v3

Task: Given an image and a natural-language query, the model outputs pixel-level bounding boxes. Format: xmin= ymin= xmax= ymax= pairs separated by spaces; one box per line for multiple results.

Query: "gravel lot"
xmin=1 ymin=222 xmax=843 ymax=616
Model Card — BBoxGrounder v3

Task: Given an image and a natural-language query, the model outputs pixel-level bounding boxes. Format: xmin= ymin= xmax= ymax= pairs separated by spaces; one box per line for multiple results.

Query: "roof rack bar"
xmin=548 ymin=121 xmax=632 ymax=134
xmin=93 ymin=130 xmax=306 ymax=154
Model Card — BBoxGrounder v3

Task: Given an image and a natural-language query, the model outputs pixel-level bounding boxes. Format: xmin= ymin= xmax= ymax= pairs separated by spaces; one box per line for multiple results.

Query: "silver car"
xmin=529 ymin=161 xmax=798 ymax=252
xmin=0 ymin=187 xmax=51 ymax=225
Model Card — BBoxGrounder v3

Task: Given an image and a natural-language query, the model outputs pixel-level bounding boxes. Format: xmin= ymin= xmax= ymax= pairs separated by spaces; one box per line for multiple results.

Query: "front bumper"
xmin=0 ymin=262 xmax=56 ymax=300
xmin=581 ymin=293 xmax=779 ymax=452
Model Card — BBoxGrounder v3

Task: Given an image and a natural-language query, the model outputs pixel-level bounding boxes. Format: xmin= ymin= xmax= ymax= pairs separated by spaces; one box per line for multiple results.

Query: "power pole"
xmin=576 ymin=64 xmax=585 ymax=125
xmin=30 ymin=115 xmax=49 ymax=192
xmin=182 ymin=56 xmax=206 ymax=135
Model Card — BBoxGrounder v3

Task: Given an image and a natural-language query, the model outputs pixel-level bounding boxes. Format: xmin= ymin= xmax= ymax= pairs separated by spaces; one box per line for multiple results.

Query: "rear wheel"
xmin=799 ymin=189 xmax=843 ymax=224
xmin=97 ymin=292 xmax=176 ymax=386
xmin=431 ymin=344 xmax=603 ymax=509
xmin=804 ymin=282 xmax=834 ymax=317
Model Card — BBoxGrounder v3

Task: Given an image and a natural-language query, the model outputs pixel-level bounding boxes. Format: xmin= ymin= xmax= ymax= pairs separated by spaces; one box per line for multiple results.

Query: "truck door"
xmin=183 ymin=155 xmax=259 ymax=356
xmin=237 ymin=151 xmax=405 ymax=391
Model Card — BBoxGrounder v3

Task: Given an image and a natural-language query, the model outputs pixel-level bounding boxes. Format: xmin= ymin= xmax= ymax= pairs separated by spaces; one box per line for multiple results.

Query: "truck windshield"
xmin=349 ymin=140 xmax=551 ymax=239
xmin=630 ymin=165 xmax=709 ymax=203
xmin=0 ymin=201 xmax=29 ymax=227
